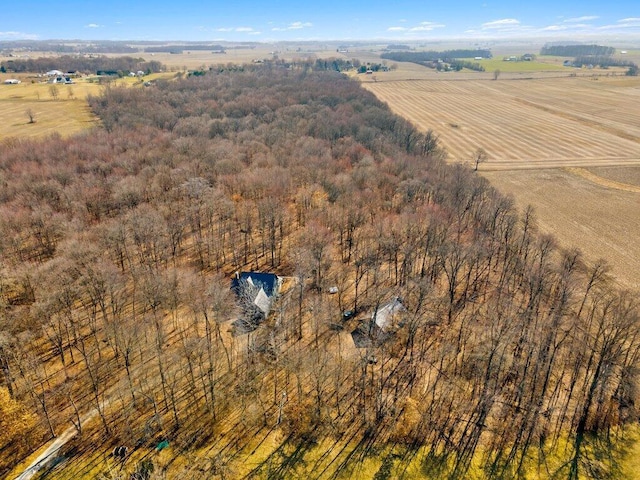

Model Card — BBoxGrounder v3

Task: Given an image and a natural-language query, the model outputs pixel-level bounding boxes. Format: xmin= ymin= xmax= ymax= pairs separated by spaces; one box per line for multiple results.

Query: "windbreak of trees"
xmin=1 ymin=63 xmax=639 ymax=479
xmin=0 ymin=55 xmax=163 ymax=74
xmin=573 ymin=55 xmax=637 ymax=69
xmin=540 ymin=44 xmax=616 ymax=56
xmin=381 ymin=50 xmax=488 ymax=71
xmin=386 ymin=44 xmax=412 ymax=50
xmin=382 ymin=49 xmax=492 ymax=63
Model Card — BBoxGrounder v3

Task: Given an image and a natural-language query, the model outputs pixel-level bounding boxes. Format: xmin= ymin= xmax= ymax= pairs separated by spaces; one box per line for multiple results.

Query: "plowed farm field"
xmin=364 ymin=75 xmax=640 ymax=169
xmin=364 ymin=75 xmax=640 ymax=290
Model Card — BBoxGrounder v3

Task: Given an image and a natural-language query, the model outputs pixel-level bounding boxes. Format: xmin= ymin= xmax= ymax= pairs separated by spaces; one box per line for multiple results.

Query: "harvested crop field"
xmin=363 ymin=75 xmax=640 ymax=169
xmin=364 ymin=73 xmax=640 ymax=290
xmin=482 ymin=167 xmax=640 ymax=291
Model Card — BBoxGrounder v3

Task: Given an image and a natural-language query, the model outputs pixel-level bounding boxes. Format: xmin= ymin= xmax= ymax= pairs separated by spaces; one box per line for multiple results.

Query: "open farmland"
xmin=363 ymin=75 xmax=640 ymax=168
xmin=363 ymin=72 xmax=640 ymax=290
xmin=482 ymin=167 xmax=640 ymax=290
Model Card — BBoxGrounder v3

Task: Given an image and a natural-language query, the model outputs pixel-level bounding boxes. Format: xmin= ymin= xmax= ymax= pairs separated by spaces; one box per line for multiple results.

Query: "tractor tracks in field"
xmin=564 ymin=167 xmax=640 ymax=193
xmin=512 ymin=98 xmax=640 ymax=146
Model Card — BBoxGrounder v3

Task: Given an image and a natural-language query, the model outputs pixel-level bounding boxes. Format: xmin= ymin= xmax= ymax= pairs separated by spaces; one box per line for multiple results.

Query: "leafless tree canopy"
xmin=0 ymin=62 xmax=638 ymax=478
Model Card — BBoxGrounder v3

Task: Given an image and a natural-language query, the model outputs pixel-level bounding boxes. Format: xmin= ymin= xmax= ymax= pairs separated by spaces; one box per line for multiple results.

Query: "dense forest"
xmin=572 ymin=56 xmax=637 ymax=69
xmin=0 ymin=55 xmax=163 ymax=75
xmin=1 ymin=63 xmax=639 ymax=479
xmin=540 ymin=44 xmax=616 ymax=57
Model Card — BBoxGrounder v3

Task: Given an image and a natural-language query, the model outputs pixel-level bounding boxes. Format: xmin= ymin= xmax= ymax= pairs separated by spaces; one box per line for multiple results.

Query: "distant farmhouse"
xmin=231 ymin=272 xmax=282 ymax=333
xmin=48 ymin=75 xmax=73 ymax=84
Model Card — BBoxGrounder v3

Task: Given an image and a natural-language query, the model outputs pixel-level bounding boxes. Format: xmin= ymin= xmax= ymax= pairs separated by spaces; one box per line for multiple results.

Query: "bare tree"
xmin=473 ymin=148 xmax=488 ymax=171
xmin=25 ymin=109 xmax=36 ymax=124
xmin=48 ymin=84 xmax=59 ymax=101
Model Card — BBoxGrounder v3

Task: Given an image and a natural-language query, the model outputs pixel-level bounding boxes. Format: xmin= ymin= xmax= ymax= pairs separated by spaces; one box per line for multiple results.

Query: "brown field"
xmin=482 ymin=167 xmax=640 ymax=291
xmin=363 ymin=68 xmax=640 ymax=290
xmin=127 ymin=46 xmax=348 ymax=70
xmin=0 ymin=73 xmax=177 ymax=139
xmin=363 ymin=74 xmax=640 ymax=167
xmin=0 ymin=77 xmax=102 ymax=139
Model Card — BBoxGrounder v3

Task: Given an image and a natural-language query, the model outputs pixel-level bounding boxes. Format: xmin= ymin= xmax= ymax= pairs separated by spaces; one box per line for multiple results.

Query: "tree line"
xmin=540 ymin=44 xmax=616 ymax=57
xmin=0 ymin=55 xmax=163 ymax=75
xmin=0 ymin=62 xmax=639 ymax=478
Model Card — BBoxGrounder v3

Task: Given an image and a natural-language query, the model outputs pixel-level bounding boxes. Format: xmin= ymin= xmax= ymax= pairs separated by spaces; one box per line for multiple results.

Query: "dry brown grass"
xmin=0 ymin=72 xmax=179 ymax=140
xmin=0 ymin=77 xmax=102 ymax=139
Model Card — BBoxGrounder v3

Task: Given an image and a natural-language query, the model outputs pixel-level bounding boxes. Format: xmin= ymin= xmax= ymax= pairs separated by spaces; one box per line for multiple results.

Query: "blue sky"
xmin=2 ymin=0 xmax=639 ymax=42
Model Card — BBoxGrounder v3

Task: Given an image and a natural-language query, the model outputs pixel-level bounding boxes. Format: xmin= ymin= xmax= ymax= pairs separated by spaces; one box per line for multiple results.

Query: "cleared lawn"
xmin=364 ymin=70 xmax=640 ymax=291
xmin=0 ymin=79 xmax=102 ymax=139
xmin=0 ymin=73 xmax=177 ymax=139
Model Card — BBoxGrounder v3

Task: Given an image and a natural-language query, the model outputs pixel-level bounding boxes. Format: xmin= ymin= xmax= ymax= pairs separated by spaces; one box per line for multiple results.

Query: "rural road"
xmin=13 ymin=408 xmax=98 ymax=480
xmin=13 ymin=425 xmax=79 ymax=480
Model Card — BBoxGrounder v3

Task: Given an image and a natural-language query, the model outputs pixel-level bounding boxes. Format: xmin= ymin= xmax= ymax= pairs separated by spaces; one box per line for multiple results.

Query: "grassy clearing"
xmin=0 ymin=80 xmax=102 ymax=139
xmin=15 ymin=425 xmax=640 ymax=479
xmin=0 ymin=72 xmax=177 ymax=140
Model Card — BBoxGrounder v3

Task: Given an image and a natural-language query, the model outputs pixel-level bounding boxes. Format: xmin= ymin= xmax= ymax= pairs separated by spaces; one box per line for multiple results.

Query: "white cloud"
xmin=543 ymin=22 xmax=590 ymax=32
xmin=618 ymin=17 xmax=640 ymax=25
xmin=272 ymin=21 xmax=313 ymax=31
xmin=564 ymin=16 xmax=598 ymax=23
xmin=388 ymin=21 xmax=444 ymax=33
xmin=481 ymin=18 xmax=520 ymax=30
xmin=85 ymin=23 xmax=102 ymax=28
xmin=248 ymin=31 xmax=262 ymax=35
xmin=235 ymin=27 xmax=255 ymax=32
xmin=597 ymin=17 xmax=640 ymax=31
xmin=289 ymin=21 xmax=312 ymax=29
xmin=216 ymin=27 xmax=233 ymax=32
xmin=0 ymin=31 xmax=39 ymax=40
xmin=410 ymin=21 xmax=445 ymax=32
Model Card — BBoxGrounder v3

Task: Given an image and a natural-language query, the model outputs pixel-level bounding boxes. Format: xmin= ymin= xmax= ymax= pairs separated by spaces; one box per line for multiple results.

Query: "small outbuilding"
xmin=351 ymin=297 xmax=407 ymax=348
